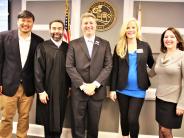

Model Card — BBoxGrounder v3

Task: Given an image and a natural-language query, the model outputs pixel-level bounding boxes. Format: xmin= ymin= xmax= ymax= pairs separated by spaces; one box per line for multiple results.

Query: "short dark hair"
xmin=160 ymin=27 xmax=184 ymax=53
xmin=17 ymin=10 xmax=35 ymax=22
xmin=49 ymin=19 xmax=64 ymax=30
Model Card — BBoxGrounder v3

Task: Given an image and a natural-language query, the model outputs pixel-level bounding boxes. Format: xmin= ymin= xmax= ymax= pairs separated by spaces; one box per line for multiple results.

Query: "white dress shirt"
xmin=79 ymin=35 xmax=101 ymax=90
xmin=18 ymin=33 xmax=31 ymax=68
xmin=84 ymin=35 xmax=95 ymax=57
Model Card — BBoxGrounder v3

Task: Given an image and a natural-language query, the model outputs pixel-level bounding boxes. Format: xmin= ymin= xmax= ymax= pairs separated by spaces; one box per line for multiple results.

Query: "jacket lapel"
xmin=91 ymin=36 xmax=99 ymax=59
xmin=22 ymin=33 xmax=34 ymax=69
xmin=79 ymin=37 xmax=90 ymax=59
xmin=137 ymin=40 xmax=142 ymax=63
xmin=125 ymin=48 xmax=129 ymax=65
xmin=12 ymin=30 xmax=22 ymax=69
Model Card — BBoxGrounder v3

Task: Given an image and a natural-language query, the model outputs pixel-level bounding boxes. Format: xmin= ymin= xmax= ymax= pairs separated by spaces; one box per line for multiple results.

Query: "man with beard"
xmin=34 ymin=19 xmax=70 ymax=138
xmin=0 ymin=10 xmax=43 ymax=138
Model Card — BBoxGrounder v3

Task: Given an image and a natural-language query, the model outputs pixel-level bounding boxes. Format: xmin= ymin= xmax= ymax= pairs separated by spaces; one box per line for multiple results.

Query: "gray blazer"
xmin=66 ymin=36 xmax=112 ymax=100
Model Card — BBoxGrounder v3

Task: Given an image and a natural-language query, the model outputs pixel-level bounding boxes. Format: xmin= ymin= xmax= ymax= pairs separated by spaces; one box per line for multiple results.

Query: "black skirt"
xmin=156 ymin=97 xmax=183 ymax=129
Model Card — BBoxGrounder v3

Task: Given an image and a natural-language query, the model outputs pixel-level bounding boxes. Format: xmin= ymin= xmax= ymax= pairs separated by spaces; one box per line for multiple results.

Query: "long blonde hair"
xmin=116 ymin=17 xmax=142 ymax=58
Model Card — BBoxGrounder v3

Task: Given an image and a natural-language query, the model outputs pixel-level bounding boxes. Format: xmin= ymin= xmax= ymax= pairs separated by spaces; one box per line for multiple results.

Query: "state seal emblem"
xmin=88 ymin=1 xmax=116 ymax=32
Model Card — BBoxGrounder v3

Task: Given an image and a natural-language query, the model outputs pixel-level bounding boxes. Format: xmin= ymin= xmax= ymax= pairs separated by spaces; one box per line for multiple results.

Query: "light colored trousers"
xmin=0 ymin=84 xmax=33 ymax=138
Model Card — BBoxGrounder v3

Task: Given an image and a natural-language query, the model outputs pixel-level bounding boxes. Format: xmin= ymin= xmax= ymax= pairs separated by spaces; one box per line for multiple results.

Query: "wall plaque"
xmin=88 ymin=1 xmax=116 ymax=32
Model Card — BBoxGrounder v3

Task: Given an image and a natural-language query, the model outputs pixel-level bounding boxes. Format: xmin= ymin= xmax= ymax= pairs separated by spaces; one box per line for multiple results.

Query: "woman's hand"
xmin=176 ymin=108 xmax=184 ymax=116
xmin=109 ymin=91 xmax=117 ymax=102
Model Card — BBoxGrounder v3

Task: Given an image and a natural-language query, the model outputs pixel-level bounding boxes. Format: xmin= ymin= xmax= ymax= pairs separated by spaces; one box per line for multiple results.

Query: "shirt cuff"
xmin=79 ymin=83 xmax=86 ymax=91
xmin=38 ymin=91 xmax=46 ymax=95
xmin=93 ymin=81 xmax=101 ymax=88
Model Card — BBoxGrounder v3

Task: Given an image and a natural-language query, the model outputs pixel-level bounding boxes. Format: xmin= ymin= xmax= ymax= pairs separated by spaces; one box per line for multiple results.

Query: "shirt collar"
xmin=51 ymin=38 xmax=63 ymax=47
xmin=84 ymin=35 xmax=95 ymax=43
xmin=18 ymin=32 xmax=31 ymax=41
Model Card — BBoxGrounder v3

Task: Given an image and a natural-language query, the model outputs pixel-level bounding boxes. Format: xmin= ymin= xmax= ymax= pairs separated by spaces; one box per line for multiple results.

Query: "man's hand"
xmin=39 ymin=91 xmax=49 ymax=104
xmin=0 ymin=86 xmax=3 ymax=95
xmin=80 ymin=83 xmax=96 ymax=96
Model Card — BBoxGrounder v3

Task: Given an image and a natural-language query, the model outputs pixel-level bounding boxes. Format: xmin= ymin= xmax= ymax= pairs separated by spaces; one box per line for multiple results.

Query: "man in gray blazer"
xmin=66 ymin=12 xmax=112 ymax=138
xmin=0 ymin=10 xmax=43 ymax=137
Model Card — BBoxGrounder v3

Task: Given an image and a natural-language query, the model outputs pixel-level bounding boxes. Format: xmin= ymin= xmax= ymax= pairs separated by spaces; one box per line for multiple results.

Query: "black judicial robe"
xmin=34 ymin=40 xmax=70 ymax=132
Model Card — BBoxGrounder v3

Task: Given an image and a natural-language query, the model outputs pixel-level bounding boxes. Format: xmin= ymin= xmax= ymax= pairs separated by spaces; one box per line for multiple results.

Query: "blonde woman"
xmin=110 ymin=18 xmax=154 ymax=138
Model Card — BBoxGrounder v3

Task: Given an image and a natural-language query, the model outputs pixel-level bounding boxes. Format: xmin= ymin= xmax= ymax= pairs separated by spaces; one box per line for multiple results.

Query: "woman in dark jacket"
xmin=110 ymin=18 xmax=154 ymax=138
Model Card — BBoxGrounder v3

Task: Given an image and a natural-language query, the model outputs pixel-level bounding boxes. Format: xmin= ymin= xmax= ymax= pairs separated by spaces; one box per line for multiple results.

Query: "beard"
xmin=51 ymin=33 xmax=63 ymax=42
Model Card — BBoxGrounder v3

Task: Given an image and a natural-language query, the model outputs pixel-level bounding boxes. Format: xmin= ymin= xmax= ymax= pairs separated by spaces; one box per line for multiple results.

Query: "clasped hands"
xmin=80 ymin=83 xmax=97 ymax=96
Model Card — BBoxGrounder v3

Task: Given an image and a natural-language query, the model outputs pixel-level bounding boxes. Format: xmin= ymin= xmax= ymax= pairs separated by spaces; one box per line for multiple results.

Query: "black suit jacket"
xmin=0 ymin=30 xmax=43 ymax=96
xmin=110 ymin=40 xmax=154 ymax=91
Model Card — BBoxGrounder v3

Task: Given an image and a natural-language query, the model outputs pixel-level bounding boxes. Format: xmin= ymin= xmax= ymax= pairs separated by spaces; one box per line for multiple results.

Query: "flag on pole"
xmin=63 ymin=0 xmax=70 ymax=44
xmin=137 ymin=1 xmax=142 ymax=28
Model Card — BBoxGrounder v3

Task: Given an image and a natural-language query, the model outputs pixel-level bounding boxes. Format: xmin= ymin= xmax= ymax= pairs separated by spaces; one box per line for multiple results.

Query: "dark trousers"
xmin=44 ymin=125 xmax=61 ymax=138
xmin=71 ymin=97 xmax=103 ymax=138
xmin=117 ymin=93 xmax=144 ymax=138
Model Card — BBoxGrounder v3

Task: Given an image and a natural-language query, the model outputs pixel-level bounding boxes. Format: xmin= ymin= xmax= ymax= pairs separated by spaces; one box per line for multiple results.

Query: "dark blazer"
xmin=110 ymin=40 xmax=154 ymax=91
xmin=66 ymin=36 xmax=112 ymax=100
xmin=0 ymin=30 xmax=43 ymax=97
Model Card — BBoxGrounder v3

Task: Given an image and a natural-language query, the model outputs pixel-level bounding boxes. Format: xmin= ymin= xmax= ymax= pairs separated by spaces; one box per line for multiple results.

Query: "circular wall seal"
xmin=88 ymin=1 xmax=116 ymax=32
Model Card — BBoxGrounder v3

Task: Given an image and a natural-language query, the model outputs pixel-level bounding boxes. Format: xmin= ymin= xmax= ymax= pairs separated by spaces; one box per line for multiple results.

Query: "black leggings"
xmin=117 ymin=93 xmax=144 ymax=138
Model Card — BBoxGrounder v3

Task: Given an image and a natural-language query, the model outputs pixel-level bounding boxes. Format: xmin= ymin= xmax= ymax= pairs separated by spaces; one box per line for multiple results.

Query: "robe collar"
xmin=50 ymin=37 xmax=63 ymax=47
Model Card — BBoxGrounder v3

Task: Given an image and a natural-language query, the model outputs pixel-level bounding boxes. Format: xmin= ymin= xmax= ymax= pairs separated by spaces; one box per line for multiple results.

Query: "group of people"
xmin=0 ymin=9 xmax=183 ymax=138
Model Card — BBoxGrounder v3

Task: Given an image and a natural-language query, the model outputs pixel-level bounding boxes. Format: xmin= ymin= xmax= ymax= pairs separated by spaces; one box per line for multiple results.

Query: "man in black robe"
xmin=34 ymin=19 xmax=70 ymax=138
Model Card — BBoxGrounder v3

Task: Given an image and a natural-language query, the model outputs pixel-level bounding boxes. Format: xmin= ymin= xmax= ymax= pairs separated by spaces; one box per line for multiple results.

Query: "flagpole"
xmin=63 ymin=0 xmax=70 ymax=44
xmin=66 ymin=0 xmax=70 ymax=43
